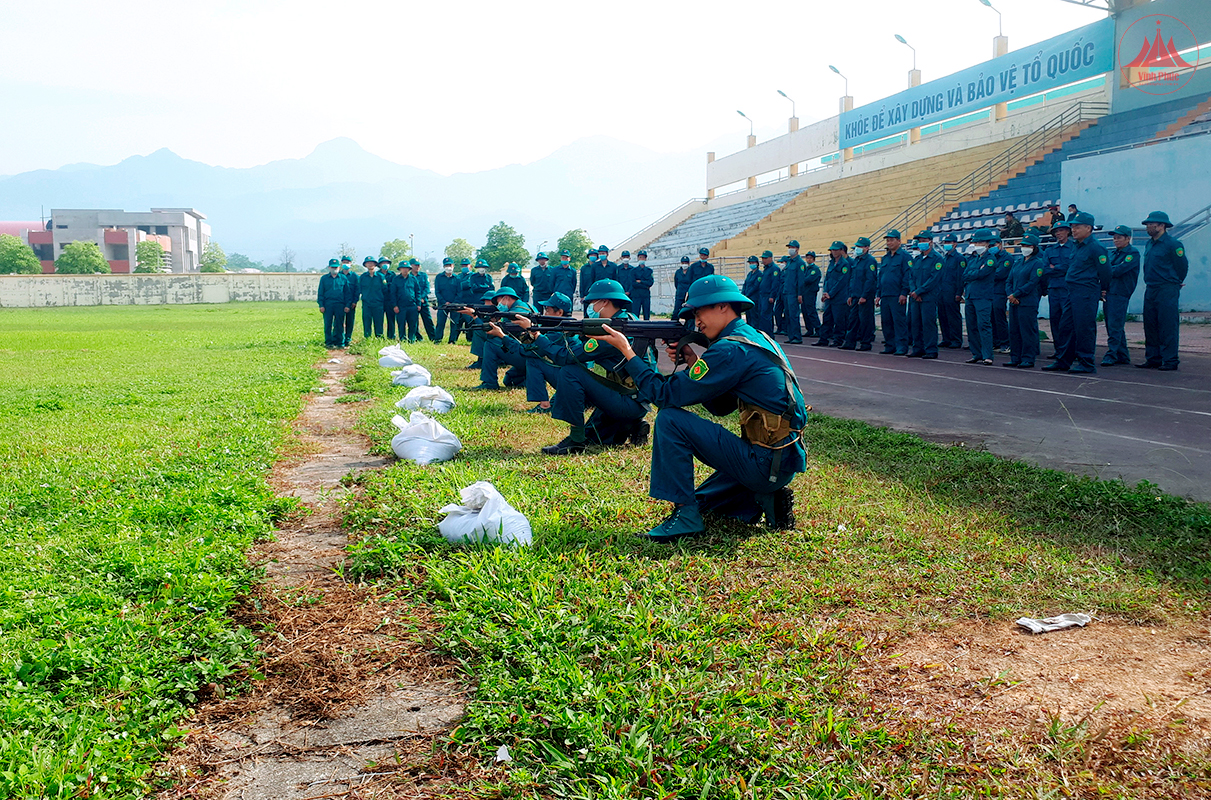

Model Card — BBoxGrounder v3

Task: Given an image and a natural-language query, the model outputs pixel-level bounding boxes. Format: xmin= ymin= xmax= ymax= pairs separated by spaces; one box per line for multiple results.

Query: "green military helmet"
xmin=378 ymin=257 xmax=392 ymax=266
xmin=583 ymin=279 xmax=632 ymax=308
xmin=362 ymin=256 xmax=376 ymax=266
xmin=327 ymin=258 xmax=340 ymax=267
xmin=559 ymin=249 xmax=571 ymax=257
xmin=971 ymin=229 xmax=997 ymax=243
xmin=1071 ymin=211 xmax=1096 ymax=227
xmin=442 ymin=257 xmax=453 ymax=265
xmin=1050 ymin=219 xmax=1071 ymax=233
xmin=409 ymin=257 xmax=420 ymax=266
xmin=540 ymin=292 xmax=573 ymax=314
xmin=460 ymin=258 xmax=472 ymax=266
xmin=536 ymin=251 xmax=549 ymax=261
xmin=828 ymin=241 xmax=847 ymax=251
xmin=680 ymin=255 xmax=691 ymax=264
xmin=1112 ymin=225 xmax=1133 ymax=237
xmin=698 ymin=246 xmax=710 ymax=256
xmin=481 ymin=290 xmax=497 ymax=302
xmin=677 ymin=274 xmax=754 ymax=319
xmin=1022 ymin=232 xmax=1041 ymax=247
xmin=597 ymin=245 xmax=610 ymax=253
xmin=636 ymin=249 xmax=648 ymax=257
xmin=805 ymin=250 xmax=817 ymax=257
xmin=507 ymin=262 xmax=520 ymax=273
xmin=621 ymin=250 xmax=631 ymax=258
xmin=855 ymin=237 xmax=871 ymax=248
xmin=492 ymin=286 xmax=519 ymax=301
xmin=915 ymin=230 xmax=933 ymax=240
xmin=760 ymin=250 xmax=774 ymax=258
xmin=340 ymin=256 xmax=352 ymax=263
xmin=1141 ymin=210 xmax=1173 ymax=227
xmin=476 ymin=258 xmax=490 ymax=268
xmin=885 ymin=229 xmax=902 ymax=240
xmin=786 ymin=240 xmax=800 ymax=249
xmin=396 ymin=262 xmax=408 ymax=271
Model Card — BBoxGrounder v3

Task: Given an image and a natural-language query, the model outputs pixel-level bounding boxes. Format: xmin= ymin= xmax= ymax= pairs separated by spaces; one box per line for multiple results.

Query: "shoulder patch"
xmin=842 ymin=267 xmax=848 ymax=274
xmin=1098 ymin=255 xmax=1107 ymax=264
xmin=1037 ymin=268 xmax=1044 ymax=277
xmin=986 ymin=259 xmax=994 ymax=266
xmin=1126 ymin=255 xmax=1134 ymax=261
xmin=688 ymin=358 xmax=710 ymax=381
xmin=1177 ymin=248 xmax=1185 ymax=257
xmin=935 ymin=264 xmax=943 ymax=270
xmin=584 ymin=338 xmax=599 ymax=353
xmin=870 ymin=264 xmax=876 ymax=271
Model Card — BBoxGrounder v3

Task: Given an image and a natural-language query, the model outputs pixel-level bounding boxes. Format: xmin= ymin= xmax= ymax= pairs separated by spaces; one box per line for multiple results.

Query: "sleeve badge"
xmin=584 ymin=339 xmax=599 ymax=353
xmin=689 ymin=359 xmax=710 ymax=381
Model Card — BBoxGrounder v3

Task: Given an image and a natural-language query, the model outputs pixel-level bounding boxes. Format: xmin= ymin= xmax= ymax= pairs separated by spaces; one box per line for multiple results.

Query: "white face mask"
xmin=1023 ymin=246 xmax=1036 ymax=257
xmin=973 ymin=246 xmax=988 ymax=255
xmin=443 ymin=266 xmax=453 ymax=274
xmin=329 ymin=267 xmax=338 ymax=273
xmin=621 ymin=258 xmax=630 ymax=264
xmin=477 ymin=267 xmax=487 ymax=274
xmin=854 ymin=247 xmax=867 ymax=256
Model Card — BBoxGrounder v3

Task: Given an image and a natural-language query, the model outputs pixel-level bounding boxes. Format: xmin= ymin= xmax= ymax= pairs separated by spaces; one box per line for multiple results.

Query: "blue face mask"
xmin=749 ymin=263 xmax=758 ymax=270
xmin=943 ymin=244 xmax=953 ymax=252
xmin=589 ymin=255 xmax=598 ymax=262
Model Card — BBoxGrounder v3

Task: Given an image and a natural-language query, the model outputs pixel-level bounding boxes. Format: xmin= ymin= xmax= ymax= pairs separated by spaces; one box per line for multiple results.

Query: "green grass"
xmin=342 ymin=338 xmax=1211 ymax=798
xmin=0 ymin=302 xmax=323 ymax=798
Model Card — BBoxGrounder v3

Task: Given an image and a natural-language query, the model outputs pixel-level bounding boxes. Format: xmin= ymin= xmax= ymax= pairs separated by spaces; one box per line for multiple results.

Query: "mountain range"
xmin=0 ymin=136 xmax=717 ymax=268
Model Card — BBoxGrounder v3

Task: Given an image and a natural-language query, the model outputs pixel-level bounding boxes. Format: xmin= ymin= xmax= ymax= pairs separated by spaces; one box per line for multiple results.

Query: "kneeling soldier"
xmin=472 ymin=286 xmax=534 ymax=390
xmin=590 ymin=275 xmax=808 ymax=541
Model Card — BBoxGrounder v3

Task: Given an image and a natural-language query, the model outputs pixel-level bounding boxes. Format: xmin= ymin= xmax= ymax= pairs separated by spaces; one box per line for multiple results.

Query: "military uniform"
xmin=337 ymin=259 xmax=359 ymax=346
xmin=688 ymin=248 xmax=714 ymax=284
xmin=801 ymin=254 xmax=822 ymax=338
xmin=475 ymin=288 xmax=534 ymax=389
xmin=1102 ymin=226 xmax=1140 ymax=366
xmin=358 ymin=259 xmax=390 ymax=338
xmin=673 ymin=257 xmax=693 ymax=315
xmin=991 ymin=242 xmax=1013 ymax=351
xmin=522 ymin=292 xmax=576 ymax=408
xmin=595 ymin=246 xmax=618 ymax=283
xmin=317 ymin=260 xmax=347 ymax=348
xmin=579 ymin=251 xmax=602 ymax=309
xmin=1042 ymin=227 xmax=1075 ymax=358
xmin=631 ymin=251 xmax=654 ymax=320
xmin=621 ymin=276 xmax=807 ymax=540
xmin=501 ymin=264 xmax=530 ymax=303
xmin=963 ymin=231 xmax=998 ymax=364
xmin=741 ymin=256 xmax=762 ymax=326
xmin=389 ymin=265 xmax=417 ymax=342
xmin=1044 ymin=212 xmax=1109 ymax=374
xmin=1006 ymin=236 xmax=1045 ymax=368
xmin=938 ymin=236 xmax=966 ymax=348
xmin=843 ymin=239 xmax=878 ymax=350
xmin=530 ymin=254 xmax=555 ymax=306
xmin=814 ymin=246 xmax=850 ymax=347
xmin=877 ymin=234 xmax=911 ymax=354
xmin=755 ymin=252 xmax=781 ymax=335
xmin=433 ymin=259 xmax=461 ymax=342
xmin=907 ymin=235 xmax=944 ymax=358
xmin=1139 ymin=212 xmax=1188 ymax=370
xmin=780 ymin=247 xmax=807 ymax=344
xmin=379 ymin=259 xmax=399 ymax=339
xmin=410 ymin=261 xmax=437 ymax=342
xmin=551 ymin=253 xmax=578 ymax=301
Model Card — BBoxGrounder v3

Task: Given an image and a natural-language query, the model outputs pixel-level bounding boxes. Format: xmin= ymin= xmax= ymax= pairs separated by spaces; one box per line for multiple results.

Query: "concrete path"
xmin=785 ymin=327 xmax=1211 ymax=503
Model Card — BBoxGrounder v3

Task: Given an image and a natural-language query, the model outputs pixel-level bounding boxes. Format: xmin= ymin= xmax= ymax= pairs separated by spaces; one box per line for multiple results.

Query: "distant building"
xmin=13 ymin=208 xmax=210 ymax=274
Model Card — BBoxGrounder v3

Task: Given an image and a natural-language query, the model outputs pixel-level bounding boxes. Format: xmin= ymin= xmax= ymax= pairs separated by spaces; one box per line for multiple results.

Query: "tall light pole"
xmin=828 ymin=65 xmax=848 ymax=97
xmin=736 ymin=109 xmax=753 ymax=137
xmin=409 ymin=233 xmax=414 ymax=259
xmin=776 ymin=89 xmax=795 ymax=119
xmin=978 ymin=0 xmax=1003 ymax=37
xmin=894 ymin=34 xmax=916 ymax=71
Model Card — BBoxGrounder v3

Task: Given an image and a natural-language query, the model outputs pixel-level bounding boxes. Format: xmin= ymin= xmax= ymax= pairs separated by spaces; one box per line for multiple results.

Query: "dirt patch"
xmin=857 ymin=619 xmax=1211 ymax=753
xmin=159 ymin=355 xmax=474 ymax=799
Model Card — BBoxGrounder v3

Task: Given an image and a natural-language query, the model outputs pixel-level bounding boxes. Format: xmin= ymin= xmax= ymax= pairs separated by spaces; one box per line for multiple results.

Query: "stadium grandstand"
xmin=618 ymin=0 xmax=1210 ymax=314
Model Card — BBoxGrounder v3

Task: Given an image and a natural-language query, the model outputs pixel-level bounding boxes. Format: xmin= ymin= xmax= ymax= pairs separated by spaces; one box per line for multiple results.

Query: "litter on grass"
xmin=390 ymin=412 xmax=461 ymax=465
xmin=438 ymin=481 xmax=532 ymax=547
xmin=378 ymin=345 xmax=413 ymax=368
xmin=396 ymin=385 xmax=456 ymax=414
xmin=391 ymin=364 xmax=432 ymax=387
xmin=495 ymin=745 xmax=512 ymax=763
xmin=1016 ymin=613 xmax=1093 ymax=634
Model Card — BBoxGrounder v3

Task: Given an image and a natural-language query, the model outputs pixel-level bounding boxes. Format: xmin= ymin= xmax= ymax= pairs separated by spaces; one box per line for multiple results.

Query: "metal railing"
xmin=872 ymin=100 xmax=1110 ymax=242
xmin=614 ymin=198 xmax=708 ymax=252
xmin=1174 ymin=201 xmax=1211 ymax=240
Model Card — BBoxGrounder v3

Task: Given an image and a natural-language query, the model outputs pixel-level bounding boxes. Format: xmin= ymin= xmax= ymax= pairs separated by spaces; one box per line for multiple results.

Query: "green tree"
xmin=0 ymin=234 xmax=41 ymax=274
xmin=444 ymin=238 xmax=476 ymax=264
xmin=477 ymin=221 xmax=529 ymax=272
xmin=54 ymin=241 xmax=110 ymax=274
xmin=199 ymin=241 xmax=228 ymax=273
xmin=379 ymin=238 xmax=413 ymax=266
xmin=134 ymin=240 xmax=165 ymax=273
xmin=227 ymin=253 xmax=265 ymax=272
xmin=557 ymin=228 xmax=594 ymax=261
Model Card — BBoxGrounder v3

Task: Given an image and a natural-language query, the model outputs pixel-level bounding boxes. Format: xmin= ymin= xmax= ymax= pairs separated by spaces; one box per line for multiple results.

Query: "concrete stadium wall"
xmin=0 ymin=273 xmax=319 ymax=308
xmin=1061 ymin=134 xmax=1210 ymax=311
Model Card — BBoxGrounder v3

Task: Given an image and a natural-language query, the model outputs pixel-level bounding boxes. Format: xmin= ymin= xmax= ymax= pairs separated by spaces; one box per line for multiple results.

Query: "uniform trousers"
xmin=756 ymin=298 xmax=777 ymax=335
xmin=649 ymin=407 xmax=804 ymax=518
xmin=908 ymin=295 xmax=938 ymax=357
xmin=418 ymin=304 xmax=437 ymax=341
xmin=965 ymin=297 xmax=994 ymax=361
xmin=384 ymin=306 xmax=397 ymax=339
xmin=525 ymin=359 xmax=561 ymax=403
xmin=1008 ymin=302 xmax=1040 ymax=366
xmin=1102 ymin=294 xmax=1131 ymax=364
xmin=470 ymin=328 xmax=487 ymax=359
xmin=879 ymin=296 xmax=908 ymax=353
xmin=938 ymin=296 xmax=963 ymax=347
xmin=435 ymin=307 xmax=454 ymax=341
xmin=802 ymin=290 xmax=820 ymax=336
xmin=991 ymin=288 xmax=1009 ymax=349
xmin=1142 ymin=283 xmax=1180 ymax=368
xmin=633 ymin=292 xmax=652 ymax=320
xmin=479 ymin=341 xmax=527 ymax=388
xmin=551 ymin=368 xmax=647 ymax=430
xmin=322 ymin=307 xmax=343 ymax=348
xmin=844 ymin=299 xmax=875 ymax=347
xmin=781 ymin=295 xmax=802 ymax=342
xmin=1046 ymin=288 xmax=1071 ymax=357
xmin=816 ymin=297 xmax=842 ymax=344
xmin=400 ymin=306 xmax=420 ymax=343
xmin=361 ymin=304 xmax=384 ymax=338
xmin=342 ymin=306 xmax=357 ymax=346
xmin=1054 ymin=284 xmax=1099 ymax=370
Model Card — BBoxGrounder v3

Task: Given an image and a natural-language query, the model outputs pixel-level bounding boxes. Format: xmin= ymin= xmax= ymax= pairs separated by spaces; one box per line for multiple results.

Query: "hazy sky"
xmin=3 ymin=0 xmax=1104 ymax=176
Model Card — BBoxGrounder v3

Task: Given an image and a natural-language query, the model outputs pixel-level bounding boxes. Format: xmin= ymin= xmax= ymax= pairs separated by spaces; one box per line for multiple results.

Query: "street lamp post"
xmin=776 ymin=89 xmax=795 ymax=119
xmin=828 ymin=64 xmax=848 ymax=98
xmin=409 ymin=233 xmax=414 ymax=259
xmin=978 ymin=0 xmax=1003 ymax=37
xmin=894 ymin=34 xmax=916 ymax=72
xmin=736 ymin=109 xmax=754 ymax=138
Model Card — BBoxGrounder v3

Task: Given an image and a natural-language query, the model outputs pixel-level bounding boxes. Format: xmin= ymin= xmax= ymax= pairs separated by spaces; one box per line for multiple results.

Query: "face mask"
xmin=749 ymin=263 xmax=759 ymax=270
xmin=461 ymin=266 xmax=469 ymax=273
xmin=561 ymin=259 xmax=570 ymax=266
xmin=477 ymin=267 xmax=487 ymax=274
xmin=788 ymin=249 xmax=798 ymax=257
xmin=621 ymin=258 xmax=630 ymax=264
xmin=854 ymin=247 xmax=867 ymax=256
xmin=943 ymin=244 xmax=953 ymax=252
xmin=443 ymin=266 xmax=453 ymax=274
xmin=589 ymin=256 xmax=598 ymax=262
xmin=973 ymin=246 xmax=988 ymax=255
xmin=329 ymin=267 xmax=338 ymax=273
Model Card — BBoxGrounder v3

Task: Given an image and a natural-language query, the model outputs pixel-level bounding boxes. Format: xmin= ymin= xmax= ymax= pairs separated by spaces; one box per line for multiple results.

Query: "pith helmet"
xmin=584 ymin=279 xmax=632 ymax=307
xmin=677 ymin=275 xmax=753 ymax=319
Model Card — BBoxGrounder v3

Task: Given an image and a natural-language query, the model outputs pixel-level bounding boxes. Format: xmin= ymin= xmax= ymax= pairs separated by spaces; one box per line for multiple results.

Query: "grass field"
xmin=342 ymin=337 xmax=1211 ymax=798
xmin=0 ymin=303 xmax=322 ymax=798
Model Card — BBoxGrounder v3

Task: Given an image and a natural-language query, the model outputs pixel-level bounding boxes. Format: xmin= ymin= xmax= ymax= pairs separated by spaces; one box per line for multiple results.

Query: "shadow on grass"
xmin=805 ymin=414 xmax=1211 ymax=596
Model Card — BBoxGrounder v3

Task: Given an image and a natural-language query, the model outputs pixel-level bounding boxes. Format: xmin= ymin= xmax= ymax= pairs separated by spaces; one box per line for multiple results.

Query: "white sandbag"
xmin=438 ymin=481 xmax=532 ymax=547
xmin=390 ymin=411 xmax=461 ymax=465
xmin=390 ymin=364 xmax=432 ymax=387
xmin=395 ymin=385 xmax=456 ymax=414
xmin=378 ymin=345 xmax=413 ymax=368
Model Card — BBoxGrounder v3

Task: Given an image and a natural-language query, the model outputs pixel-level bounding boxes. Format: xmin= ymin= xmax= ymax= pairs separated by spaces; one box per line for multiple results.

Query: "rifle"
xmin=527 ymin=317 xmax=710 ymax=355
xmin=439 ymin=303 xmax=498 ymax=317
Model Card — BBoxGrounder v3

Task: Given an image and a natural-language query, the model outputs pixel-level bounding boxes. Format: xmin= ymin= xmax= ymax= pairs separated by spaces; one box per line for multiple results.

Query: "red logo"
xmin=1119 ymin=14 xmax=1199 ymax=95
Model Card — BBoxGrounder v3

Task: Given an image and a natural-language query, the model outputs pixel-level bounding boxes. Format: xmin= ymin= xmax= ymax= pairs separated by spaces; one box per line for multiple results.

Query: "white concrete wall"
xmin=0 ymin=273 xmax=320 ymax=308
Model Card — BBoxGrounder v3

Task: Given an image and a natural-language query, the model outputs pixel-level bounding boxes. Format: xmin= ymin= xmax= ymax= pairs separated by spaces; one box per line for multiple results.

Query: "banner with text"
xmin=839 ymin=18 xmax=1115 ymax=149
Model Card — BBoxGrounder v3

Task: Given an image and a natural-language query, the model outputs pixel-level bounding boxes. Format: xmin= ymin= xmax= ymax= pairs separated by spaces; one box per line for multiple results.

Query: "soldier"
xmin=674 ymin=256 xmax=693 ymax=315
xmin=502 ymin=262 xmax=530 ymax=303
xmin=963 ymin=230 xmax=998 ymax=365
xmin=317 ymin=258 xmax=347 ymax=349
xmin=741 ymin=255 xmax=762 ymax=326
xmin=1042 ymin=220 xmax=1075 ymax=359
xmin=390 ymin=261 xmax=417 ymax=342
xmin=755 ymin=251 xmax=781 ymax=335
xmin=552 ymin=250 xmax=578 ymax=301
xmin=842 ymin=237 xmax=877 ymax=351
xmin=632 ymin=250 xmax=654 ymax=320
xmin=338 ymin=257 xmax=358 ymax=347
xmin=801 ymin=251 xmax=822 ymax=339
xmin=448 ymin=258 xmax=479 ymax=344
xmin=588 ymin=275 xmax=806 ymax=541
xmin=358 ymin=256 xmax=389 ymax=338
xmin=780 ymin=241 xmax=806 ymax=344
xmin=1005 ymin=232 xmax=1045 ymax=369
xmin=1101 ymin=226 xmax=1140 ymax=367
xmin=1001 ymin=211 xmax=1025 ymax=243
xmin=688 ymin=246 xmax=714 ymax=283
xmin=409 ymin=258 xmax=437 ymax=342
xmin=1043 ymin=211 xmax=1109 ymax=374
xmin=813 ymin=242 xmax=850 ymax=347
xmin=434 ymin=258 xmax=460 ymax=342
xmin=990 ymin=234 xmax=1012 ymax=353
xmin=616 ymin=251 xmax=637 ymax=300
xmin=530 ymin=252 xmax=554 ymax=306
xmin=876 ymin=230 xmax=910 ymax=355
xmin=1137 ymin=211 xmax=1188 ymax=371
xmin=596 ymin=245 xmax=618 ymax=283
xmin=938 ymin=234 xmax=965 ymax=348
xmin=379 ymin=257 xmax=399 ymax=339
xmin=518 ymin=291 xmax=575 ymax=414
xmin=468 ymin=258 xmax=494 ymax=298
xmin=580 ymin=249 xmax=601 ymax=310
xmin=471 ymin=286 xmax=535 ymax=390
xmin=906 ymin=231 xmax=943 ymax=359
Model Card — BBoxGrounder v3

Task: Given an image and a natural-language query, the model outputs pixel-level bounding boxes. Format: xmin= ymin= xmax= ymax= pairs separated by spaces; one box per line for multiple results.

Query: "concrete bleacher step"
xmin=1151 ymin=96 xmax=1211 ymax=141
